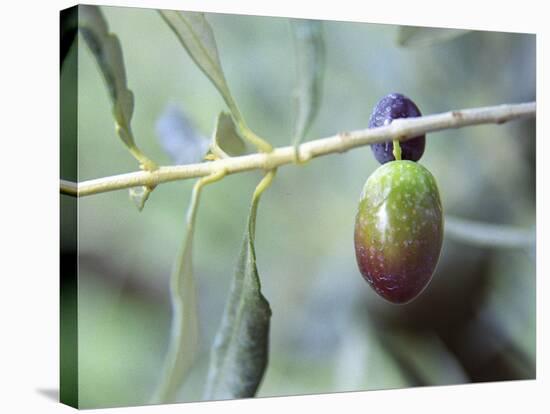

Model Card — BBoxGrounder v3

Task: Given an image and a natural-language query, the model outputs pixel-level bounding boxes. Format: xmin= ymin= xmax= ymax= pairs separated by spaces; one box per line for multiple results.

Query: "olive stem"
xmin=392 ymin=139 xmax=402 ymax=161
xmin=60 ymin=101 xmax=536 ymax=197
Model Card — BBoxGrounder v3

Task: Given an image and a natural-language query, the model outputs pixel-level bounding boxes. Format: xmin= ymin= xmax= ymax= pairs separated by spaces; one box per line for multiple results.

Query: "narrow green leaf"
xmin=334 ymin=314 xmax=410 ymax=390
xmin=128 ymin=186 xmax=154 ymax=212
xmin=151 ymin=181 xmax=204 ymax=403
xmin=290 ymin=19 xmax=325 ymax=151
xmin=380 ymin=331 xmax=468 ymax=385
xmin=79 ymin=5 xmax=156 ymax=210
xmin=60 ymin=7 xmax=78 ymax=67
xmin=204 ymin=174 xmax=274 ymax=400
xmin=158 ymin=10 xmax=272 ymax=153
xmin=397 ymin=26 xmax=471 ymax=47
xmin=212 ymin=112 xmax=246 ymax=157
xmin=79 ymin=5 xmax=135 ymax=148
xmin=159 ymin=10 xmax=242 ymax=122
xmin=156 ymin=104 xmax=210 ymax=165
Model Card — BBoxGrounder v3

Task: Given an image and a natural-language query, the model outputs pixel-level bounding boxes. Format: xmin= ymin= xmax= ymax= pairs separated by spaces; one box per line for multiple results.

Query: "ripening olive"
xmin=354 ymin=160 xmax=443 ymax=304
xmin=369 ymin=93 xmax=425 ymax=164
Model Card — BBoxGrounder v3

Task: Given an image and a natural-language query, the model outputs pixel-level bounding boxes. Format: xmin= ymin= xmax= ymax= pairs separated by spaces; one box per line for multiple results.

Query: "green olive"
xmin=354 ymin=160 xmax=443 ymax=304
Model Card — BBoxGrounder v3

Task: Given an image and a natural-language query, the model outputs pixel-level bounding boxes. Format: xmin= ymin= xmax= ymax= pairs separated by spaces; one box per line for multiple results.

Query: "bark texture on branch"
xmin=60 ymin=101 xmax=536 ymax=197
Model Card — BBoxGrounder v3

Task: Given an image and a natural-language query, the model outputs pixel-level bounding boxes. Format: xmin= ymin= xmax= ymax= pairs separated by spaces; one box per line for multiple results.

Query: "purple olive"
xmin=354 ymin=160 xmax=443 ymax=304
xmin=369 ymin=93 xmax=425 ymax=164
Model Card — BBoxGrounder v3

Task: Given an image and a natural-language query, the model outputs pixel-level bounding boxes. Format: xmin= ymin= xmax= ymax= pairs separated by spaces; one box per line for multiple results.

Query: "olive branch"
xmin=60 ymin=101 xmax=535 ymax=197
xmin=61 ymin=5 xmax=536 ymax=406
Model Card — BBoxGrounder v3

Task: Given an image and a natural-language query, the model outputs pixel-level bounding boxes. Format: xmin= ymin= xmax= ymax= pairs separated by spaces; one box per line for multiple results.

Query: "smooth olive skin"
xmin=354 ymin=160 xmax=443 ymax=304
xmin=369 ymin=93 xmax=425 ymax=164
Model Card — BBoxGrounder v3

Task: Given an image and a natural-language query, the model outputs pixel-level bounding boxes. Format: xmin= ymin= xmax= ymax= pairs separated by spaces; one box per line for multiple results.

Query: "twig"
xmin=60 ymin=101 xmax=535 ymax=197
xmin=445 ymin=215 xmax=535 ymax=249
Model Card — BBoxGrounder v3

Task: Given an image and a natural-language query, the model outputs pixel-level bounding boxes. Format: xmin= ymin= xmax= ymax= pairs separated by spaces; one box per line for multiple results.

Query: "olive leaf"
xmin=79 ymin=6 xmax=153 ymax=167
xmin=485 ymin=249 xmax=536 ymax=365
xmin=203 ymin=178 xmax=272 ymax=400
xmin=79 ymin=5 xmax=156 ymax=210
xmin=290 ymin=19 xmax=325 ymax=152
xmin=379 ymin=330 xmax=468 ymax=385
xmin=212 ymin=112 xmax=246 ymax=157
xmin=397 ymin=26 xmax=471 ymax=47
xmin=151 ymin=181 xmax=204 ymax=403
xmin=444 ymin=215 xmax=535 ymax=249
xmin=334 ymin=313 xmax=410 ymax=390
xmin=156 ymin=104 xmax=210 ymax=165
xmin=158 ymin=10 xmax=243 ymax=123
xmin=79 ymin=5 xmax=133 ymax=147
xmin=129 ymin=185 xmax=154 ymax=212
xmin=60 ymin=7 xmax=78 ymax=67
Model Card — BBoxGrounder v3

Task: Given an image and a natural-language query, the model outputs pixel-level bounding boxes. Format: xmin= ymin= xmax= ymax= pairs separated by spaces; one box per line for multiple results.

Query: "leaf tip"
xmin=129 ymin=186 xmax=153 ymax=211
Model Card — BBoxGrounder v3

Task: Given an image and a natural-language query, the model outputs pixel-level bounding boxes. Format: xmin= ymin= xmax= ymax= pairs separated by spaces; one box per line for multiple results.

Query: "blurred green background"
xmin=60 ymin=5 xmax=536 ymax=409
